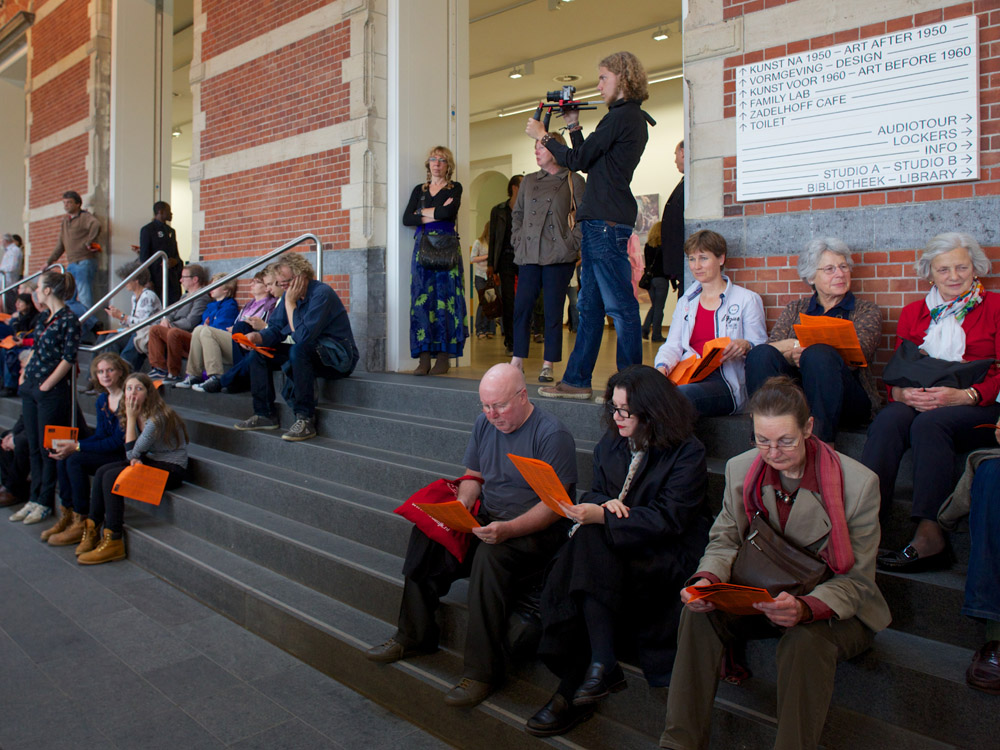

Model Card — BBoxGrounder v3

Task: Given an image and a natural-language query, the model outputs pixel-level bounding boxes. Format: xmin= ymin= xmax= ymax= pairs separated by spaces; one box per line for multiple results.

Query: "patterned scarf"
xmin=741 ymin=436 xmax=855 ymax=574
xmin=929 ymin=278 xmax=984 ymax=324
xmin=923 ymin=278 xmax=985 ymax=361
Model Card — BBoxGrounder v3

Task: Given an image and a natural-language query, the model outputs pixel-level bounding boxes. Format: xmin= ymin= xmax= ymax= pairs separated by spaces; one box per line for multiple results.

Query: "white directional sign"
xmin=735 ymin=16 xmax=979 ymax=201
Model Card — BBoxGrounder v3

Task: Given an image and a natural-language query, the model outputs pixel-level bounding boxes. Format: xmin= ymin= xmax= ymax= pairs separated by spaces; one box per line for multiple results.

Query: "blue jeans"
xmin=513 ymin=262 xmax=575 ymax=362
xmin=561 ymin=221 xmax=641 ymax=389
xmin=745 ymin=343 xmax=871 ymax=442
xmin=964 ymin=458 xmax=1000 ymax=623
xmin=218 ymin=321 xmax=255 ymax=391
xmin=250 ymin=341 xmax=349 ymax=419
xmin=677 ymin=368 xmax=736 ymax=417
xmin=67 ymin=257 xmax=97 ymax=310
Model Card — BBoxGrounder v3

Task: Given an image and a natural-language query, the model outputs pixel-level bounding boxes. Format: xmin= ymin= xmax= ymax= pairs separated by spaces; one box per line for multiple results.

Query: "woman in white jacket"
xmin=654 ymin=230 xmax=766 ymax=415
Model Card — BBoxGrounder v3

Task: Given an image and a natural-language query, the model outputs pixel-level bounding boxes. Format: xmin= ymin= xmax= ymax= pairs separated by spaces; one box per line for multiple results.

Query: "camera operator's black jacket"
xmin=544 ymin=98 xmax=649 ymax=227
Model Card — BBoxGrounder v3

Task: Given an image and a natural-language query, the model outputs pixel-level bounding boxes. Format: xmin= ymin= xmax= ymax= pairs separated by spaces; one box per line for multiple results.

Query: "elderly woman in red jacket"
xmin=861 ymin=232 xmax=1000 ymax=572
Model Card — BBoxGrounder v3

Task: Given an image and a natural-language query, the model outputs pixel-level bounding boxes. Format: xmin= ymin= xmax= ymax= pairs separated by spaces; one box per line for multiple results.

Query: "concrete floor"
xmin=0 ymin=509 xmax=454 ymax=750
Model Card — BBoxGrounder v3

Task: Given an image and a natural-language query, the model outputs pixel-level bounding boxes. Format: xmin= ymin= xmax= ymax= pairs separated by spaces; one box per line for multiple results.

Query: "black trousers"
xmin=0 ymin=429 xmax=30 ymax=499
xmin=394 ymin=522 xmax=564 ymax=683
xmin=22 ymin=381 xmax=73 ymax=509
xmin=497 ymin=253 xmax=518 ymax=349
xmin=57 ymin=448 xmax=125 ymax=514
xmin=90 ymin=458 xmax=185 ymax=533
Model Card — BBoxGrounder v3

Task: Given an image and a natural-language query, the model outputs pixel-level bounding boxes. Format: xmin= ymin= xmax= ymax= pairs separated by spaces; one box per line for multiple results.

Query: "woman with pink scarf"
xmin=862 ymin=232 xmax=1000 ymax=573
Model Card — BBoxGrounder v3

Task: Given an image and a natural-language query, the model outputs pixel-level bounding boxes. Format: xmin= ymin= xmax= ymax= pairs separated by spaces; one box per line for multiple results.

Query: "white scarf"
xmin=921 ymin=286 xmax=966 ymax=361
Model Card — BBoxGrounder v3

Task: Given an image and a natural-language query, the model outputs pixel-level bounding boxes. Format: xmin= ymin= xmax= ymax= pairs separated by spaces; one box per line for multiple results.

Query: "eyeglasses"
xmin=816 ymin=264 xmax=850 ymax=275
xmin=480 ymin=388 xmax=525 ymax=413
xmin=180 ymin=274 xmax=194 ymax=280
xmin=428 ymin=157 xmax=448 ymax=163
xmin=605 ymin=402 xmax=634 ymax=419
xmin=751 ymin=435 xmax=802 ymax=451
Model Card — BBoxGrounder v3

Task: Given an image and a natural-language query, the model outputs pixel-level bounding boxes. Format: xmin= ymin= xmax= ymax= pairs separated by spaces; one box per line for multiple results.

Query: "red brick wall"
xmin=201 ymin=0 xmax=331 ymax=60
xmin=30 ymin=0 xmax=91 ymax=77
xmin=198 ymin=148 xmax=351 ymax=261
xmin=29 ymin=59 xmax=89 ymax=143
xmin=26 ymin=216 xmax=63 ymax=273
xmin=323 ymin=273 xmax=351 ymax=313
xmin=28 ymin=134 xmax=88 ymax=210
xmin=199 ymin=23 xmax=350 ymax=161
xmin=721 ymin=3 xmax=999 ymax=217
xmin=723 ymin=0 xmax=802 ymax=21
xmin=0 ymin=0 xmax=33 ymax=26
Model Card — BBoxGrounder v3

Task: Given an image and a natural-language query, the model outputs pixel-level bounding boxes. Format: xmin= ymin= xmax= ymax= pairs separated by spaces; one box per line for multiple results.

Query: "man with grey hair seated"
xmin=745 ymin=237 xmax=882 ymax=442
xmin=365 ymin=363 xmax=577 ymax=708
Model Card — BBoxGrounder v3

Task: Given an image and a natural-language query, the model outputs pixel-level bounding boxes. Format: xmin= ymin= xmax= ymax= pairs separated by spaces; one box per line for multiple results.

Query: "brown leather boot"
xmin=77 ymin=529 xmax=126 ymax=565
xmin=75 ymin=519 xmax=98 ymax=557
xmin=48 ymin=512 xmax=86 ymax=547
xmin=40 ymin=505 xmax=73 ymax=542
xmin=429 ymin=352 xmax=450 ymax=375
xmin=412 ymin=352 xmax=431 ymax=376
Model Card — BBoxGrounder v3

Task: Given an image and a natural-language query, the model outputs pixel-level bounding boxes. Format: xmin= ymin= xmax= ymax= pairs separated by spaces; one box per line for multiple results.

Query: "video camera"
xmin=532 ymin=85 xmax=596 ymax=129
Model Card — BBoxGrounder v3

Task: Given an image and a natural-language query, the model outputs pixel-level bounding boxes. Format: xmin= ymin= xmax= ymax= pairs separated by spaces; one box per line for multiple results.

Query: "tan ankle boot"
xmin=40 ymin=506 xmax=73 ymax=542
xmin=77 ymin=529 xmax=126 ymax=565
xmin=429 ymin=352 xmax=450 ymax=375
xmin=75 ymin=519 xmax=98 ymax=557
xmin=412 ymin=352 xmax=431 ymax=376
xmin=48 ymin=512 xmax=86 ymax=547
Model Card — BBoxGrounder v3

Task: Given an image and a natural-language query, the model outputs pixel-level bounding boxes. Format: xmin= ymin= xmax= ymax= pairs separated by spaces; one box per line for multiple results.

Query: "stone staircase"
xmin=0 ymin=373 xmax=988 ymax=749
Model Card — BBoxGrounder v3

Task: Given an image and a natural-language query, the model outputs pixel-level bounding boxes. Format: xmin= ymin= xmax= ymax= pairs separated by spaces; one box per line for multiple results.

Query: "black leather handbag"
xmin=730 ymin=513 xmax=831 ymax=598
xmin=416 ymin=231 xmax=461 ymax=271
xmin=882 ymin=339 xmax=994 ymax=389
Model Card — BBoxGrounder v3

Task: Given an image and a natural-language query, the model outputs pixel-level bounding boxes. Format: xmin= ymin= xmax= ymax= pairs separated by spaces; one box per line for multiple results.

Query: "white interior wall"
xmin=0 ymin=78 xmax=26 ymax=240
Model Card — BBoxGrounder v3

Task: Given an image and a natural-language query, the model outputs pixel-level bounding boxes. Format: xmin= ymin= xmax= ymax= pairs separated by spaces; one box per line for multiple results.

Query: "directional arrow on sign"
xmin=964 ymin=168 xmax=973 ymax=176
xmin=962 ymin=114 xmax=972 ymax=122
xmin=962 ymin=154 xmax=972 ymax=163
xmin=740 ymin=124 xmax=747 ymax=131
xmin=740 ymin=113 xmax=747 ymax=120
xmin=962 ymin=128 xmax=973 ymax=136
xmin=962 ymin=142 xmax=972 ymax=149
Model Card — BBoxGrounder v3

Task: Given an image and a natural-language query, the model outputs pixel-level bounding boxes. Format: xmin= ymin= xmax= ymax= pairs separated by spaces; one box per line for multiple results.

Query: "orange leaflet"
xmin=507 ymin=454 xmax=573 ymax=517
xmin=112 ymin=464 xmax=170 ymax=506
xmin=684 ymin=583 xmax=774 ymax=616
xmin=793 ymin=314 xmax=867 ymax=368
xmin=232 ymin=332 xmax=275 ymax=359
xmin=0 ymin=335 xmax=17 ymax=349
xmin=0 ymin=313 xmax=10 ymax=322
xmin=43 ymin=425 xmax=79 ymax=450
xmin=414 ymin=500 xmax=481 ymax=533
xmin=95 ymin=330 xmax=119 ymax=336
xmin=668 ymin=337 xmax=731 ymax=386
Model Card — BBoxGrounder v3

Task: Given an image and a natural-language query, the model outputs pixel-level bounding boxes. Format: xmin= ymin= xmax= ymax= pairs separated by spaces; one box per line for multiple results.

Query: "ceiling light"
xmin=652 ymin=26 xmax=669 ymax=41
xmin=509 ymin=61 xmax=533 ymax=79
xmin=171 ymin=127 xmax=182 ymax=138
xmin=509 ymin=66 xmax=523 ymax=79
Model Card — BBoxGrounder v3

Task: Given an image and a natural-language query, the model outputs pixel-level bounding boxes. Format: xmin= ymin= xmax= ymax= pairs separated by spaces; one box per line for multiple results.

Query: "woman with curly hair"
xmin=402 ymin=145 xmax=467 ymax=375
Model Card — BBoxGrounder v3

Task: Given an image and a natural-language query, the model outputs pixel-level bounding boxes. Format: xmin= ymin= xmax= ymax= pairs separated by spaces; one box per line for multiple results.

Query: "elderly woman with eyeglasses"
xmin=862 ymin=232 xmax=1000 ymax=573
xmin=526 ymin=365 xmax=712 ymax=737
xmin=661 ymin=376 xmax=889 ymax=750
xmin=745 ymin=238 xmax=882 ymax=442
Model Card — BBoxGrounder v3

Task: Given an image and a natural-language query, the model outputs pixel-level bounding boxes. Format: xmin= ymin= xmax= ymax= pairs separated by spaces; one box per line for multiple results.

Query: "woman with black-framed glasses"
xmin=526 ymin=364 xmax=711 ymax=737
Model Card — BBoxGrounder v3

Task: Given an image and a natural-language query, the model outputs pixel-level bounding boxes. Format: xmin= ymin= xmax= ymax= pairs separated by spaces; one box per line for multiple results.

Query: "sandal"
xmin=538 ymin=365 xmax=554 ymax=382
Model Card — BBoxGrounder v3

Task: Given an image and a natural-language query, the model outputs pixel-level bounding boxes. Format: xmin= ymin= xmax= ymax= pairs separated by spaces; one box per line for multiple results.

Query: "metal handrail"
xmin=82 ymin=250 xmax=170 ymax=323
xmin=0 ymin=263 xmax=65 ymax=297
xmin=70 ymin=233 xmax=323 ymax=424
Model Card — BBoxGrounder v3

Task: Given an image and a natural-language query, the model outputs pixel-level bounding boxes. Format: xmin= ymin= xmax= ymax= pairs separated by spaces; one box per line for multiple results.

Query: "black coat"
xmin=538 ymin=430 xmax=711 ymax=686
xmin=661 ymin=178 xmax=685 ymax=280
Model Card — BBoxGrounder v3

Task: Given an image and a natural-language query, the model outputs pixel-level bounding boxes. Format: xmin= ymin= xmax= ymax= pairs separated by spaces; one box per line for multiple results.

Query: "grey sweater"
xmin=127 ymin=416 xmax=188 ymax=469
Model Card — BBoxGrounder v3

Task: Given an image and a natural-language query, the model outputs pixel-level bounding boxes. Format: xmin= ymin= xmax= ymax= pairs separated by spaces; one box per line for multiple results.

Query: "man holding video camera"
xmin=526 ymin=51 xmax=652 ymax=400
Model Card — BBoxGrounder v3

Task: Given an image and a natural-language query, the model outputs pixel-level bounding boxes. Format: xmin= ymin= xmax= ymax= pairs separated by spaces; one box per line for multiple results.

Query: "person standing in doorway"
xmin=1 ymin=233 xmax=23 ymax=313
xmin=661 ymin=141 xmax=685 ymax=298
xmin=46 ymin=191 xmax=102 ymax=310
xmin=527 ymin=51 xmax=653 ymax=400
xmin=488 ymin=175 xmax=523 ymax=356
xmin=139 ymin=201 xmax=183 ymax=306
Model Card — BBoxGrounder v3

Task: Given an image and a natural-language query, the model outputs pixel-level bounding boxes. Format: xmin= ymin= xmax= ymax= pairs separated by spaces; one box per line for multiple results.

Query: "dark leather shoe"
xmin=526 ymin=693 xmax=594 ymax=737
xmin=967 ymin=641 xmax=1000 ymax=694
xmin=365 ymin=638 xmax=433 ymax=664
xmin=572 ymin=662 xmax=627 ymax=706
xmin=443 ymin=677 xmax=493 ymax=707
xmin=876 ymin=544 xmax=951 ymax=573
xmin=0 ymin=489 xmax=20 ymax=507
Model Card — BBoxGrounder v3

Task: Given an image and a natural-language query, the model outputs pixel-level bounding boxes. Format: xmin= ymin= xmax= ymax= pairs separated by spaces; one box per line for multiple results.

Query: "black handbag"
xmin=638 ymin=267 xmax=653 ymax=290
xmin=882 ymin=339 xmax=994 ymax=389
xmin=730 ymin=513 xmax=831 ymax=599
xmin=415 ymin=191 xmax=461 ymax=271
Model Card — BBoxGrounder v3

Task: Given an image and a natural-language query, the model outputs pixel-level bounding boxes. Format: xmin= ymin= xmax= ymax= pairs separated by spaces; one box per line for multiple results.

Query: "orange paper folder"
xmin=43 ymin=425 xmax=78 ymax=450
xmin=507 ymin=453 xmax=574 ymax=517
xmin=668 ymin=337 xmax=731 ymax=386
xmin=0 ymin=335 xmax=17 ymax=349
xmin=414 ymin=500 xmax=481 ymax=533
xmin=232 ymin=332 xmax=275 ymax=358
xmin=0 ymin=313 xmax=10 ymax=322
xmin=793 ymin=314 xmax=867 ymax=368
xmin=684 ymin=583 xmax=774 ymax=616
xmin=112 ymin=464 xmax=170 ymax=506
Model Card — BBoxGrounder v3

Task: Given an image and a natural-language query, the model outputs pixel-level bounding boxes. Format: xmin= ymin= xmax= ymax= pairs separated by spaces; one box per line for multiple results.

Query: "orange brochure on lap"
xmin=683 ymin=583 xmax=774 ymax=616
xmin=507 ymin=454 xmax=574 ymax=517
xmin=414 ymin=500 xmax=481 ymax=533
xmin=43 ymin=425 xmax=78 ymax=450
xmin=0 ymin=335 xmax=16 ymax=349
xmin=793 ymin=314 xmax=867 ymax=367
xmin=112 ymin=464 xmax=170 ymax=506
xmin=668 ymin=337 xmax=731 ymax=386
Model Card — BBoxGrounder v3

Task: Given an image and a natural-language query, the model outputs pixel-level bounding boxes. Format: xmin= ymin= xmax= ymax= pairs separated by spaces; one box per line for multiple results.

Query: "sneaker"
xmin=9 ymin=502 xmax=36 ymax=522
xmin=233 ymin=414 xmax=280 ymax=431
xmin=174 ymin=375 xmax=202 ymax=389
xmin=192 ymin=375 xmax=221 ymax=393
xmin=147 ymin=368 xmax=167 ymax=379
xmin=23 ymin=503 xmax=52 ymax=525
xmin=282 ymin=416 xmax=317 ymax=442
xmin=538 ymin=381 xmax=593 ymax=400
xmin=161 ymin=373 xmax=182 ymax=385
xmin=538 ymin=365 xmax=554 ymax=383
